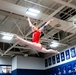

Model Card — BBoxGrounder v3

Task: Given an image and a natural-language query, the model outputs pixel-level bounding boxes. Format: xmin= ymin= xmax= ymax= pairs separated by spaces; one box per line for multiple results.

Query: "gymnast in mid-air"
xmin=14 ymin=17 xmax=59 ymax=54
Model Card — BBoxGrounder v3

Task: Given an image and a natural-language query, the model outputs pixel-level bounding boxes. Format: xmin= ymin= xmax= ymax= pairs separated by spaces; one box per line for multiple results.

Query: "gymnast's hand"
xmin=27 ymin=17 xmax=30 ymax=21
xmin=48 ymin=19 xmax=54 ymax=23
xmin=45 ymin=19 xmax=54 ymax=26
xmin=50 ymin=19 xmax=54 ymax=22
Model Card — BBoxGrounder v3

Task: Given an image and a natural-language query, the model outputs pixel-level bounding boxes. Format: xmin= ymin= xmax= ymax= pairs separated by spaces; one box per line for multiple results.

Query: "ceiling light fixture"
xmin=28 ymin=8 xmax=40 ymax=14
xmin=1 ymin=32 xmax=14 ymax=40
xmin=26 ymin=8 xmax=40 ymax=16
xmin=0 ymin=32 xmax=14 ymax=37
xmin=50 ymin=41 xmax=60 ymax=48
xmin=26 ymin=11 xmax=37 ymax=16
xmin=2 ymin=36 xmax=13 ymax=40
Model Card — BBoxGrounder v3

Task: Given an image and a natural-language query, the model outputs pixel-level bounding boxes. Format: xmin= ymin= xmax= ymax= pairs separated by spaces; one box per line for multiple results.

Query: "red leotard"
xmin=32 ymin=30 xmax=41 ymax=43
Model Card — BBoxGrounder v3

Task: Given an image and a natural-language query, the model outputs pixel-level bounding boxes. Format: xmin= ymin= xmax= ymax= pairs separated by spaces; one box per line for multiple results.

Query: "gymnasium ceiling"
xmin=0 ymin=0 xmax=76 ymax=58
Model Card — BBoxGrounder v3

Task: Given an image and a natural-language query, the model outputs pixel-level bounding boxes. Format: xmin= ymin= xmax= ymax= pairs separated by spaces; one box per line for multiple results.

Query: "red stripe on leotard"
xmin=32 ymin=30 xmax=41 ymax=43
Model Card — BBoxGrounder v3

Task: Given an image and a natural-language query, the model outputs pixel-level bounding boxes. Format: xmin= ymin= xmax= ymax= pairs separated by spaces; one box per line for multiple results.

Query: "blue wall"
xmin=12 ymin=70 xmax=17 ymax=75
xmin=46 ymin=60 xmax=76 ymax=75
xmin=12 ymin=69 xmax=46 ymax=75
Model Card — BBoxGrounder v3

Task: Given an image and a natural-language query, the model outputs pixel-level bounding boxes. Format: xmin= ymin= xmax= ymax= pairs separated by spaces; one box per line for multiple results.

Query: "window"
xmin=0 ymin=66 xmax=11 ymax=74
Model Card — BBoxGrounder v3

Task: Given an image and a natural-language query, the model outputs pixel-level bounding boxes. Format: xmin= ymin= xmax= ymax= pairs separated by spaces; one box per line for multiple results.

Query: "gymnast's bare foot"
xmin=56 ymin=50 xmax=60 ymax=54
xmin=14 ymin=34 xmax=19 ymax=40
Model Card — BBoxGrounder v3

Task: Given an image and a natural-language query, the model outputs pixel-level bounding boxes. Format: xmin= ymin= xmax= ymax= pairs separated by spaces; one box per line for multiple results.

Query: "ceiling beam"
xmin=0 ymin=0 xmax=48 ymax=20
xmin=11 ymin=17 xmax=24 ymax=36
xmin=14 ymin=46 xmax=31 ymax=50
xmin=0 ymin=0 xmax=26 ymax=16
xmin=2 ymin=41 xmax=20 ymax=56
xmin=0 ymin=0 xmax=21 ymax=28
xmin=0 ymin=48 xmax=3 ymax=56
xmin=60 ymin=33 xmax=76 ymax=42
xmin=15 ymin=0 xmax=20 ymax=4
xmin=24 ymin=0 xmax=54 ymax=10
xmin=53 ymin=0 xmax=76 ymax=9
xmin=0 ymin=10 xmax=24 ymax=20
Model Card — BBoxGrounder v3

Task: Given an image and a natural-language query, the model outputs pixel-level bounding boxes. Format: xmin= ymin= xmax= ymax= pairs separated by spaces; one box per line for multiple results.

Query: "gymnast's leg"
xmin=14 ymin=34 xmax=59 ymax=54
xmin=14 ymin=34 xmax=43 ymax=50
xmin=39 ymin=47 xmax=60 ymax=54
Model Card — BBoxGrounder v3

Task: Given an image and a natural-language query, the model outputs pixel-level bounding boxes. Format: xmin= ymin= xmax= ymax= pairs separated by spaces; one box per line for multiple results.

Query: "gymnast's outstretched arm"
xmin=39 ymin=19 xmax=53 ymax=32
xmin=27 ymin=17 xmax=37 ymax=32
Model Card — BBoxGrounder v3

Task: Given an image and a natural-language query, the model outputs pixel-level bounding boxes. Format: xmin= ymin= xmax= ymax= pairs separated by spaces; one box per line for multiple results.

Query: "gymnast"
xmin=14 ymin=17 xmax=59 ymax=54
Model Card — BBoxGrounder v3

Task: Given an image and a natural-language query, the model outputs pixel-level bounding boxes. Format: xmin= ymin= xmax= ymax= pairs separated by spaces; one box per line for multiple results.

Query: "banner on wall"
xmin=61 ymin=52 xmax=65 ymax=61
xmin=56 ymin=54 xmax=60 ymax=63
xmin=52 ymin=56 xmax=56 ymax=65
xmin=45 ymin=59 xmax=48 ymax=67
xmin=45 ymin=46 xmax=76 ymax=68
xmin=65 ymin=49 xmax=70 ymax=60
xmin=48 ymin=57 xmax=51 ymax=66
xmin=70 ymin=47 xmax=76 ymax=58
